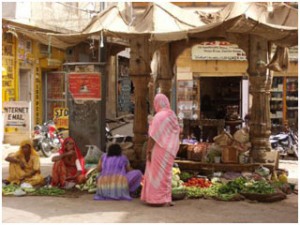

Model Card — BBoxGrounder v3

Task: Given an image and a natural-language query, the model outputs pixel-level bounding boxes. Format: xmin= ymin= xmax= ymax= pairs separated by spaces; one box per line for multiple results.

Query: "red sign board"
xmin=68 ymin=72 xmax=101 ymax=100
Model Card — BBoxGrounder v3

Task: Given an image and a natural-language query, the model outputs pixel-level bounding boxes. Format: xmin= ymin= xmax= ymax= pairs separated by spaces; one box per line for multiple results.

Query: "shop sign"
xmin=192 ymin=42 xmax=247 ymax=61
xmin=53 ymin=107 xmax=69 ymax=129
xmin=289 ymin=46 xmax=298 ymax=61
xmin=35 ymin=67 xmax=42 ymax=124
xmin=118 ymin=78 xmax=132 ymax=113
xmin=3 ymin=101 xmax=31 ymax=133
xmin=68 ymin=72 xmax=101 ymax=101
xmin=192 ymin=41 xmax=298 ymax=62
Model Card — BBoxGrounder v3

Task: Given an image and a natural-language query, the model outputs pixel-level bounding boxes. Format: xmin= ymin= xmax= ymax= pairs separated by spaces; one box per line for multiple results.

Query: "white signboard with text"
xmin=3 ymin=101 xmax=31 ymax=133
xmin=192 ymin=41 xmax=298 ymax=61
xmin=192 ymin=42 xmax=247 ymax=61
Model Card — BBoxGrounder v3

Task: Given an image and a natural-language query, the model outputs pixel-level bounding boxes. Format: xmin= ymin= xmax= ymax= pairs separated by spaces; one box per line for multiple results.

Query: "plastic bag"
xmin=233 ymin=128 xmax=250 ymax=144
xmin=84 ymin=145 xmax=103 ymax=164
xmin=213 ymin=131 xmax=233 ymax=146
xmin=255 ymin=166 xmax=270 ymax=177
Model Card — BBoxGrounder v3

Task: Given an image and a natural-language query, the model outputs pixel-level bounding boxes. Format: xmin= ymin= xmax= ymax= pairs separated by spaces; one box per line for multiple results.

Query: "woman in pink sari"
xmin=141 ymin=93 xmax=180 ymax=206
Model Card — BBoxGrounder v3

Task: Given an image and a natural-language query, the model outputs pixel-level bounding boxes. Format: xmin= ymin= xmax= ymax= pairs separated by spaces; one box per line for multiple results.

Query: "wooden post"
xmin=247 ymin=35 xmax=272 ymax=162
xmin=129 ymin=37 xmax=151 ymax=161
xmin=157 ymin=45 xmax=173 ymax=99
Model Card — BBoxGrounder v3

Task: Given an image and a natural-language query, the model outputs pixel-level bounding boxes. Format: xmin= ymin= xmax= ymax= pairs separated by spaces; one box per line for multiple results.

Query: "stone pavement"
xmin=1 ymin=119 xmax=298 ymax=223
xmin=1 ymin=143 xmax=298 ymax=223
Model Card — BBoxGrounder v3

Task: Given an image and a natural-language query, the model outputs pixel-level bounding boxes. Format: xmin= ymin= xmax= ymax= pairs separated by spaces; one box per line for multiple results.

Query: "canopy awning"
xmin=2 ymin=2 xmax=298 ymax=49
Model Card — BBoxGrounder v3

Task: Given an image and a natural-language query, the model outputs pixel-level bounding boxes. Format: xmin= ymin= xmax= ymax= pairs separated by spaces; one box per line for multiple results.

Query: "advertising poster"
xmin=68 ymin=72 xmax=101 ymax=101
xmin=53 ymin=107 xmax=69 ymax=129
xmin=3 ymin=101 xmax=31 ymax=133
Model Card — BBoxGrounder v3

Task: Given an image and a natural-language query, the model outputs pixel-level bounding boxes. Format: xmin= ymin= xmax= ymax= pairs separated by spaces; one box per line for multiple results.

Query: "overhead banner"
xmin=68 ymin=72 xmax=101 ymax=101
xmin=3 ymin=101 xmax=31 ymax=133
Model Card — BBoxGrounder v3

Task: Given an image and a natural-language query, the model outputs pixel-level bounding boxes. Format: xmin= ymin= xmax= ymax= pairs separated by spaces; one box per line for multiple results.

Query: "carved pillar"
xmin=129 ymin=37 xmax=151 ymax=161
xmin=247 ymin=35 xmax=272 ymax=162
xmin=157 ymin=45 xmax=173 ymax=99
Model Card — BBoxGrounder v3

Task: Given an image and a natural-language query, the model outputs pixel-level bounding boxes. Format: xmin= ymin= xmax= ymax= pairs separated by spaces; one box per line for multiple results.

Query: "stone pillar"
xmin=129 ymin=37 xmax=151 ymax=161
xmin=247 ymin=35 xmax=272 ymax=162
xmin=157 ymin=45 xmax=173 ymax=99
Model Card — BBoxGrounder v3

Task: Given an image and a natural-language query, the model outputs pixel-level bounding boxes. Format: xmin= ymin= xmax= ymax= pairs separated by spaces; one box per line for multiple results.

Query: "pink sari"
xmin=141 ymin=93 xmax=180 ymax=205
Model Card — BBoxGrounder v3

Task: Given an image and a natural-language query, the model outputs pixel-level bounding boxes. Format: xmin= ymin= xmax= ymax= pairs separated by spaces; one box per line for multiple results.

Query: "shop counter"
xmin=174 ymin=160 xmax=275 ymax=173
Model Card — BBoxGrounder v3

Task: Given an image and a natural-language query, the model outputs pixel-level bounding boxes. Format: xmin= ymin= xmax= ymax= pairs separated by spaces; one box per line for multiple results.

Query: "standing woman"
xmin=141 ymin=93 xmax=180 ymax=206
xmin=51 ymin=137 xmax=86 ymax=188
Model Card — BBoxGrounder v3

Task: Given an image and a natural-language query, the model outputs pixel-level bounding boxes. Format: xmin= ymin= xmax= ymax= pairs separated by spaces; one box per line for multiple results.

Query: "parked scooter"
xmin=269 ymin=128 xmax=298 ymax=159
xmin=105 ymin=119 xmax=133 ymax=143
xmin=32 ymin=120 xmax=64 ymax=157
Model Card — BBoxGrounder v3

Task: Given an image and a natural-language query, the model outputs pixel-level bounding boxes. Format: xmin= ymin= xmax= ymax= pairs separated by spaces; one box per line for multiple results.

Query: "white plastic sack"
xmin=84 ymin=145 xmax=103 ymax=164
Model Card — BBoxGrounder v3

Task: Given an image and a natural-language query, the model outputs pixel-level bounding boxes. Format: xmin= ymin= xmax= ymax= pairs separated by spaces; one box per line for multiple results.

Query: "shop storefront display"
xmin=270 ymin=76 xmax=298 ymax=133
xmin=170 ymin=165 xmax=292 ymax=203
xmin=177 ymin=79 xmax=199 ymax=120
xmin=45 ymin=72 xmax=68 ymax=122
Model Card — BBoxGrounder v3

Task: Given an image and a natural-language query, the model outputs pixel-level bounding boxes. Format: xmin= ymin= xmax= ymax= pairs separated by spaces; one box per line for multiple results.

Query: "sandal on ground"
xmin=145 ymin=201 xmax=175 ymax=207
xmin=164 ymin=202 xmax=175 ymax=207
xmin=2 ymin=179 xmax=10 ymax=185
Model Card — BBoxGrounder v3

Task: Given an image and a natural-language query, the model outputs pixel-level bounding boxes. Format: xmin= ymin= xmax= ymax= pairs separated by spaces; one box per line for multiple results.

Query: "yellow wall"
xmin=2 ymin=33 xmax=18 ymax=102
xmin=2 ymin=31 xmax=65 ymax=126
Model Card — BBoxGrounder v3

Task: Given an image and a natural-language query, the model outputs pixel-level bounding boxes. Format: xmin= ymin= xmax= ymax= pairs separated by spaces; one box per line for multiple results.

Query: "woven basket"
xmin=187 ymin=143 xmax=210 ymax=161
xmin=240 ymin=191 xmax=287 ymax=202
xmin=172 ymin=191 xmax=187 ymax=201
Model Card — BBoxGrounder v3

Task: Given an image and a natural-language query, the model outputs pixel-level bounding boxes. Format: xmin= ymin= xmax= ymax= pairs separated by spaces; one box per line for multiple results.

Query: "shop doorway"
xmin=199 ymin=76 xmax=242 ymax=120
xmin=19 ymin=69 xmax=32 ymax=101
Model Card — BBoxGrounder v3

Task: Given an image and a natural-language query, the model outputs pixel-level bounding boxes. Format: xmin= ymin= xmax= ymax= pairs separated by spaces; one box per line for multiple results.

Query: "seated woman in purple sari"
xmin=94 ymin=143 xmax=142 ymax=201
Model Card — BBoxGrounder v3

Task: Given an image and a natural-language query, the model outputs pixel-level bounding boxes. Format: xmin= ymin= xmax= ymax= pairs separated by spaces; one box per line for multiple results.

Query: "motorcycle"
xmin=32 ymin=120 xmax=64 ymax=157
xmin=269 ymin=128 xmax=298 ymax=159
xmin=105 ymin=119 xmax=133 ymax=143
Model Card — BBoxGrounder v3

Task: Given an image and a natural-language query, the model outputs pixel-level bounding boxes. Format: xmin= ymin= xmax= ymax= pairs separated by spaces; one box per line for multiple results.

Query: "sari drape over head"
xmin=141 ymin=93 xmax=180 ymax=205
xmin=149 ymin=93 xmax=180 ymax=157
xmin=51 ymin=137 xmax=86 ymax=187
xmin=6 ymin=139 xmax=44 ymax=186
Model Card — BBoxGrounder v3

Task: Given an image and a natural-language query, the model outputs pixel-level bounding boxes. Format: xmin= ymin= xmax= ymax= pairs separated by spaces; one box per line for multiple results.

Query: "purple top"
xmin=101 ymin=153 xmax=129 ymax=176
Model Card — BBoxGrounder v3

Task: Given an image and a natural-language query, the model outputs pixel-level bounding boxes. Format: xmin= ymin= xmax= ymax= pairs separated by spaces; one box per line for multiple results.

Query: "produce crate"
xmin=187 ymin=143 xmax=210 ymax=162
xmin=221 ymin=146 xmax=238 ymax=163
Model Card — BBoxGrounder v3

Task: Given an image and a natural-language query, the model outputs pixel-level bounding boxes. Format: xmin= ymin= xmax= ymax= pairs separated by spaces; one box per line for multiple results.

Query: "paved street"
xmin=1 ymin=139 xmax=298 ymax=223
xmin=1 ymin=117 xmax=299 ymax=223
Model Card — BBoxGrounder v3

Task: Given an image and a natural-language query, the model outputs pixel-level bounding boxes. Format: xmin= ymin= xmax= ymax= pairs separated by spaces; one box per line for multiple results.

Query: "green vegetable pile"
xmin=33 ymin=187 xmax=65 ymax=196
xmin=242 ymin=180 xmax=276 ymax=194
xmin=218 ymin=177 xmax=247 ymax=194
xmin=75 ymin=169 xmax=98 ymax=193
xmin=179 ymin=171 xmax=193 ymax=181
xmin=185 ymin=177 xmax=276 ymax=201
xmin=186 ymin=183 xmax=221 ymax=199
xmin=2 ymin=184 xmax=65 ymax=196
xmin=2 ymin=184 xmax=19 ymax=195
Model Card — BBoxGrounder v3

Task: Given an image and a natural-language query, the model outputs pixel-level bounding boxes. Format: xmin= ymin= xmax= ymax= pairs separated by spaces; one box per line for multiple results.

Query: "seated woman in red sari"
xmin=4 ymin=139 xmax=44 ymax=186
xmin=51 ymin=137 xmax=86 ymax=188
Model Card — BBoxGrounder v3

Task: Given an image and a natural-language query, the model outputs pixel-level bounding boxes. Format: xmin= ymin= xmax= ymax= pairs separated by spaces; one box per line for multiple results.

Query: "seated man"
xmin=4 ymin=139 xmax=44 ymax=186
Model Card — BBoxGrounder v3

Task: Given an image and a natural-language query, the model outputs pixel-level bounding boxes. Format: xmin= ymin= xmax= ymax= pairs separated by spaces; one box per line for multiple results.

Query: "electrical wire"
xmin=54 ymin=2 xmax=100 ymax=14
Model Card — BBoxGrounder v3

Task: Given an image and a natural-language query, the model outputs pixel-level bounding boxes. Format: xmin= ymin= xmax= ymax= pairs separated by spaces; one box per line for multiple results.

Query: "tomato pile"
xmin=183 ymin=177 xmax=212 ymax=188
